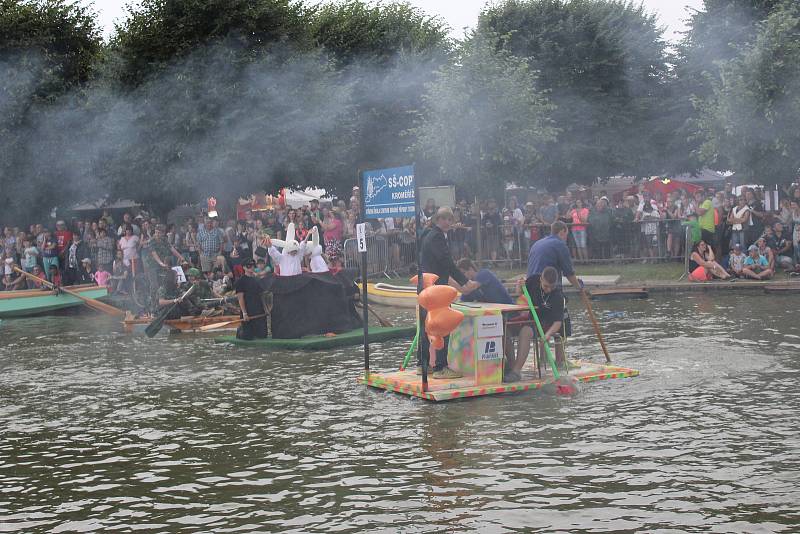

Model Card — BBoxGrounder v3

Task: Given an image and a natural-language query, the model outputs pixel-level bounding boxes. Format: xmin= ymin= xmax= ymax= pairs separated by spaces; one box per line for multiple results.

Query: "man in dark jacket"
xmin=418 ymin=207 xmax=478 ymax=379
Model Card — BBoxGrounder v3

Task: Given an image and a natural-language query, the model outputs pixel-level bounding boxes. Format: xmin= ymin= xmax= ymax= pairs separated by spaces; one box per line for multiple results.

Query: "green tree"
xmin=311 ymin=1 xmax=451 ymax=174
xmin=478 ymin=0 xmax=670 ymax=188
xmin=410 ymin=33 xmax=556 ymax=194
xmin=670 ymin=0 xmax=786 ymax=174
xmin=0 ymin=0 xmax=103 ymax=224
xmin=696 ymin=1 xmax=800 ymax=183
xmin=111 ymin=0 xmax=312 ymax=86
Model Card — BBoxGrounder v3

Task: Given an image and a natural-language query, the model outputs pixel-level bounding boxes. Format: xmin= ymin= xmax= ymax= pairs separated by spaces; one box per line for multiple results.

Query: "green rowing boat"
xmin=215 ymin=325 xmax=416 ymax=350
xmin=0 ymin=284 xmax=109 ymax=318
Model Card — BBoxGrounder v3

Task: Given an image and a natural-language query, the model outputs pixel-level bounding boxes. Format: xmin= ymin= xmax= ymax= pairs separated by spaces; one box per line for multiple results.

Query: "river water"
xmin=1 ymin=293 xmax=799 ymax=533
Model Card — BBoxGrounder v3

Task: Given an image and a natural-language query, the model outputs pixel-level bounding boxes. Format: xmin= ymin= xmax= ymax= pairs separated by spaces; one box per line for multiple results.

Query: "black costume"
xmin=235 ymin=274 xmax=268 ymax=340
xmin=418 ymin=225 xmax=468 ymax=371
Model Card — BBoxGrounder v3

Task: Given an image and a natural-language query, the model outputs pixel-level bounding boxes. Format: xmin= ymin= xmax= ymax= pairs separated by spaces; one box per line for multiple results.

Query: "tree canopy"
xmin=3 ymin=0 xmax=800 ymax=224
xmin=478 ymin=0 xmax=670 ymax=187
xmin=411 ymin=32 xmax=556 ymax=194
xmin=0 ymin=0 xmax=103 ymax=222
xmin=695 ymin=0 xmax=800 ymax=183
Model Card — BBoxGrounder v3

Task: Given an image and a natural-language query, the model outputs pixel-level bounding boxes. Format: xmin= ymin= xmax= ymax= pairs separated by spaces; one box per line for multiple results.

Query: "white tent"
xmin=283 ymin=188 xmax=328 ymax=208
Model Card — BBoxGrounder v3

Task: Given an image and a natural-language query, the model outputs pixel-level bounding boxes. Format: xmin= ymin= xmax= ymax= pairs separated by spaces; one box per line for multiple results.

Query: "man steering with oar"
xmin=522 ymin=219 xmax=611 ymax=367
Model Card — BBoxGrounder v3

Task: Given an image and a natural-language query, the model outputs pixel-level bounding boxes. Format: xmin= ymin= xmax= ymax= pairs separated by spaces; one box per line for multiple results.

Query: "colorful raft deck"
xmin=361 ymin=360 xmax=639 ymax=401
xmin=360 ymin=301 xmax=638 ymax=401
xmin=216 ymin=325 xmax=415 ymax=350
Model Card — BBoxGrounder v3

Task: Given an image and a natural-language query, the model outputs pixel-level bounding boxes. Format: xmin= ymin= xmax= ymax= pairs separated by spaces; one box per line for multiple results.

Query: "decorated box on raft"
xmin=447 ymin=302 xmax=508 ymax=386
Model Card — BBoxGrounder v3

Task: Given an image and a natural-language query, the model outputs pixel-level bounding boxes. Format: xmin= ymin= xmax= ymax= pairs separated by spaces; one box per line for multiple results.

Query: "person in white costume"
xmin=307 ymin=226 xmax=329 ymax=274
xmin=266 ymin=222 xmax=307 ymax=276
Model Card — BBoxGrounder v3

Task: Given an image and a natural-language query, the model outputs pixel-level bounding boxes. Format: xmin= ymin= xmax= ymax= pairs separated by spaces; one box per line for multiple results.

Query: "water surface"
xmin=1 ymin=293 xmax=799 ymax=532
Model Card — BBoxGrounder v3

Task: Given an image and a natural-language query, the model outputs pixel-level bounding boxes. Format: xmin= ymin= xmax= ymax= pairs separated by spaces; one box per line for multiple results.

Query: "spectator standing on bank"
xmin=197 ymin=218 xmax=224 ymax=273
xmin=570 ymin=199 xmax=590 ymax=261
xmin=587 ymin=198 xmax=616 ymax=259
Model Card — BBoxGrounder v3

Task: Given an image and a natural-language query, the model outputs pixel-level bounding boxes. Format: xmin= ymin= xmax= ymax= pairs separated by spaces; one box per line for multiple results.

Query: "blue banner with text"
xmin=362 ymin=165 xmax=415 ymax=218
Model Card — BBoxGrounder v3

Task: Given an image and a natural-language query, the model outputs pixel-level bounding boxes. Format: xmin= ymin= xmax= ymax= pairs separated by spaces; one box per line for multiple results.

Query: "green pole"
xmin=400 ymin=328 xmax=419 ymax=370
xmin=522 ymin=284 xmax=561 ymax=380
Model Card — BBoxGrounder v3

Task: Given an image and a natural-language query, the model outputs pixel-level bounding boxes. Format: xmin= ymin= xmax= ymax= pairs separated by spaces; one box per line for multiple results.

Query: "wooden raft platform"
xmin=589 ymin=287 xmax=649 ymax=300
xmin=360 ymin=360 xmax=639 ymax=401
xmin=215 ymin=325 xmax=416 ymax=350
xmin=764 ymin=282 xmax=800 ymax=294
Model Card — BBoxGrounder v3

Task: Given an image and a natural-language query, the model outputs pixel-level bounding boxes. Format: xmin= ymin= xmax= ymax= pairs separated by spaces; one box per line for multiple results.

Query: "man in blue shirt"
xmin=527 ymin=220 xmax=581 ymax=290
xmin=456 ymin=259 xmax=513 ymax=304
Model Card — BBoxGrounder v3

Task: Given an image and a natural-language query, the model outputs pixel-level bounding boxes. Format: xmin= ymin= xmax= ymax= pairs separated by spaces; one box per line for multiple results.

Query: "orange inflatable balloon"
xmin=418 ymin=285 xmax=458 ymax=311
xmin=410 ymin=273 xmax=439 ymax=289
xmin=417 ymin=284 xmax=464 ymax=349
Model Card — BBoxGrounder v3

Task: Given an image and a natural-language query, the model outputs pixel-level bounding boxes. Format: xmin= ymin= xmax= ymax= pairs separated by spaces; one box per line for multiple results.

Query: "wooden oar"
xmin=578 ymin=288 xmax=611 ymax=363
xmin=198 ymin=313 xmax=266 ymax=332
xmin=355 ymin=301 xmax=393 ymax=327
xmin=13 ymin=266 xmax=125 ymax=317
xmin=145 ymin=285 xmax=195 ymax=338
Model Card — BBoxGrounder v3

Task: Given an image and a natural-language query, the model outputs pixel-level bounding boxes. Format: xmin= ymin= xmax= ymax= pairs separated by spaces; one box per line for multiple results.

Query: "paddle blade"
xmin=555 ymin=377 xmax=580 ymax=396
xmin=145 ymin=305 xmax=174 ymax=338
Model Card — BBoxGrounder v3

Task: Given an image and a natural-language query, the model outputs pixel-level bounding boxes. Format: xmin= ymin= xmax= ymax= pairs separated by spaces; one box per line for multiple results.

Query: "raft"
xmin=215 ymin=325 xmax=416 ymax=350
xmin=122 ymin=314 xmax=241 ymax=334
xmin=360 ymin=301 xmax=638 ymax=402
xmin=763 ymin=282 xmax=800 ymax=294
xmin=589 ymin=287 xmax=649 ymax=300
xmin=361 ymin=360 xmax=639 ymax=402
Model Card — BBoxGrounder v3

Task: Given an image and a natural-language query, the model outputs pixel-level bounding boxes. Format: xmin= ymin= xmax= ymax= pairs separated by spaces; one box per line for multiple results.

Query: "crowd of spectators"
xmin=3 ymin=181 xmax=800 ymax=294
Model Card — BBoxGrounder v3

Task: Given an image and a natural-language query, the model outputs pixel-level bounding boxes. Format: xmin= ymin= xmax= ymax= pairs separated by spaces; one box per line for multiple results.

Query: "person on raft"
xmin=235 ymin=258 xmax=268 ymax=340
xmin=265 ymin=222 xmax=308 ymax=276
xmin=156 ymin=269 xmax=197 ymax=319
xmin=182 ymin=267 xmax=226 ymax=312
xmin=505 ymin=266 xmax=566 ymax=383
xmin=456 ymin=259 xmax=513 ymax=304
xmin=418 ymin=207 xmax=479 ymax=379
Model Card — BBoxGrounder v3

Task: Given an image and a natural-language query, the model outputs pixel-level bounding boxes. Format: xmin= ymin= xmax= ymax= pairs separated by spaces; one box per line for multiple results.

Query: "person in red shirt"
xmin=54 ymin=220 xmax=73 ymax=261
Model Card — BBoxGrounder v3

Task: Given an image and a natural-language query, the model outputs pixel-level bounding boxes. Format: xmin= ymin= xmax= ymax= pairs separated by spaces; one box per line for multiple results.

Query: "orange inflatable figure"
xmin=410 ymin=273 xmax=439 ymax=289
xmin=417 ymin=284 xmax=464 ymax=350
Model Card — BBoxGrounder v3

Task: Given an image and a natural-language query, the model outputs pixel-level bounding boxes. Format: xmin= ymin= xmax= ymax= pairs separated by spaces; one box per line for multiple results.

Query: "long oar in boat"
xmin=521 ymin=284 xmax=576 ymax=395
xmin=577 ymin=288 xmax=611 ymax=363
xmin=13 ymin=266 xmax=126 ymax=317
xmin=145 ymin=285 xmax=195 ymax=338
xmin=355 ymin=301 xmax=393 ymax=327
xmin=197 ymin=313 xmax=266 ymax=332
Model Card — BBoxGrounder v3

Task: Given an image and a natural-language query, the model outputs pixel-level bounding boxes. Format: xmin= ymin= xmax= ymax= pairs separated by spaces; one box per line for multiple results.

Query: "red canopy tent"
xmin=615 ymin=177 xmax=703 ymax=202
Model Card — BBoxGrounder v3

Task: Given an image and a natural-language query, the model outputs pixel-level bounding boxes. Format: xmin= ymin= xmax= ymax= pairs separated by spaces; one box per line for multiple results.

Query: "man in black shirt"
xmin=506 ymin=266 xmax=565 ymax=382
xmin=235 ymin=258 xmax=268 ymax=340
xmin=418 ymin=207 xmax=478 ymax=379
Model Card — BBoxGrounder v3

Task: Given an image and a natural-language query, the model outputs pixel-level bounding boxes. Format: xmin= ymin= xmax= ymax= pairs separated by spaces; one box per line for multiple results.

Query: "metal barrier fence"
xmin=340 ymin=218 xmax=693 ymax=277
xmin=343 ymin=235 xmax=389 ymax=276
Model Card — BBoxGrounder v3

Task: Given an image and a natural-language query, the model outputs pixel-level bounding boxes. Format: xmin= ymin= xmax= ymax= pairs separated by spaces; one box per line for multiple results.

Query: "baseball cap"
xmin=748 ymin=245 xmax=758 ymax=252
xmin=733 ymin=243 xmax=741 ymax=249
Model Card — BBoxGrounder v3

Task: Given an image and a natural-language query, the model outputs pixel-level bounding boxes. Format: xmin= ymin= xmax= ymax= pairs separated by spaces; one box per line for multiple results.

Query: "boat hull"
xmin=215 ymin=325 xmax=416 ymax=350
xmin=363 ymin=283 xmax=418 ymax=308
xmin=122 ymin=315 xmax=242 ymax=334
xmin=0 ymin=285 xmax=109 ymax=318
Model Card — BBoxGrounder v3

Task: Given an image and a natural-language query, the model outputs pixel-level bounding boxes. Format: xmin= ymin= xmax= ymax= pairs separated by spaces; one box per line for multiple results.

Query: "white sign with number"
xmin=356 ymin=223 xmax=367 ymax=252
xmin=172 ymin=266 xmax=186 ymax=284
xmin=477 ymin=315 xmax=503 ymax=338
xmin=478 ymin=337 xmax=503 ymax=361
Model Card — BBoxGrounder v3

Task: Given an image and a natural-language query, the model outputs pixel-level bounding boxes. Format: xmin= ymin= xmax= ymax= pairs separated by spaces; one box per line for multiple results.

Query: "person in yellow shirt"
xmin=695 ymin=190 xmax=716 ymax=248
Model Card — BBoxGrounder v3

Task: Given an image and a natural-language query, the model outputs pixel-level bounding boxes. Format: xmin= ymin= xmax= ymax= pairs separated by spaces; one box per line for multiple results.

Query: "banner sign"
xmin=362 ymin=165 xmax=415 ymax=218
